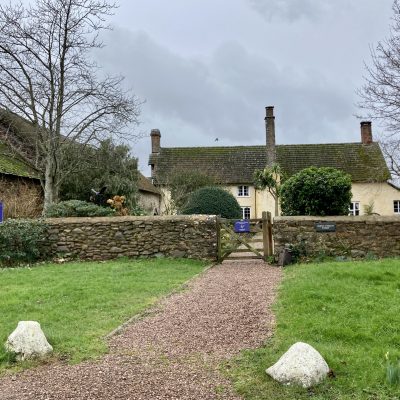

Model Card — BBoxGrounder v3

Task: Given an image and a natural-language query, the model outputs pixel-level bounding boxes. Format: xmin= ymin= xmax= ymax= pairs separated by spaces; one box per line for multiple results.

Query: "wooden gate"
xmin=217 ymin=211 xmax=273 ymax=262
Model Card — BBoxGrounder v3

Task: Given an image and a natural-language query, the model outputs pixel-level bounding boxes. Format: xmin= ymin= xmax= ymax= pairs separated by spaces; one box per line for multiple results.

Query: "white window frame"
xmin=238 ymin=185 xmax=250 ymax=197
xmin=241 ymin=206 xmax=251 ymax=220
xmin=394 ymin=200 xmax=400 ymax=214
xmin=349 ymin=201 xmax=360 ymax=216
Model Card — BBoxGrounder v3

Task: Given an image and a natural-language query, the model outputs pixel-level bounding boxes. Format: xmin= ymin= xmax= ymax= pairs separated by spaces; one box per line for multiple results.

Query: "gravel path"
xmin=0 ymin=261 xmax=282 ymax=400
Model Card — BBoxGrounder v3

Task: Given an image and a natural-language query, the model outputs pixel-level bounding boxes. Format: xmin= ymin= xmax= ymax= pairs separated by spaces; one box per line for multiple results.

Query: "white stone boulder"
xmin=266 ymin=342 xmax=329 ymax=388
xmin=5 ymin=321 xmax=53 ymax=360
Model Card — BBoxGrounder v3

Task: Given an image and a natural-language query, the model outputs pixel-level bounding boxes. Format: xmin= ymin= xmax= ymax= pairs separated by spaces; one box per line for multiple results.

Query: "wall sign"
xmin=314 ymin=222 xmax=336 ymax=232
xmin=234 ymin=220 xmax=250 ymax=233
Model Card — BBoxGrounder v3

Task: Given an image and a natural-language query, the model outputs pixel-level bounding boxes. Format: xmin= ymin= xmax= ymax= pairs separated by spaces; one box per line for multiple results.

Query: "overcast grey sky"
xmin=44 ymin=1 xmax=400 ymax=173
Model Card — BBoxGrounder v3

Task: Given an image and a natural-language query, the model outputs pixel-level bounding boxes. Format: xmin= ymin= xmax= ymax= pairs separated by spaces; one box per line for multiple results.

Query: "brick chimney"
xmin=360 ymin=121 xmax=373 ymax=145
xmin=265 ymin=106 xmax=276 ymax=166
xmin=151 ymin=129 xmax=161 ymax=153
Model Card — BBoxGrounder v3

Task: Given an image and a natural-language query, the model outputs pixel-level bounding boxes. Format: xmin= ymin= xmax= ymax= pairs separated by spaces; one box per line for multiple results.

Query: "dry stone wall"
xmin=42 ymin=215 xmax=217 ymax=261
xmin=273 ymin=216 xmax=400 ymax=258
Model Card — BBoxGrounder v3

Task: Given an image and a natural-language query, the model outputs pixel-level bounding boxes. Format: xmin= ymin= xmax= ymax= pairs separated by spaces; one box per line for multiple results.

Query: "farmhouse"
xmin=149 ymin=107 xmax=400 ymax=218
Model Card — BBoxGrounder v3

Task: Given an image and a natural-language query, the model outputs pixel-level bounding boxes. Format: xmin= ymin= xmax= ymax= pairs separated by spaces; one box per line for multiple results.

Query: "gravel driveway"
xmin=0 ymin=261 xmax=281 ymax=400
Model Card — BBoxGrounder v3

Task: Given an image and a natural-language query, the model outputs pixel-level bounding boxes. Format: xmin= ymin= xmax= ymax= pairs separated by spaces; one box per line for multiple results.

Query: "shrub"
xmin=280 ymin=167 xmax=352 ymax=216
xmin=0 ymin=219 xmax=46 ymax=265
xmin=181 ymin=186 xmax=242 ymax=219
xmin=45 ymin=200 xmax=115 ymax=218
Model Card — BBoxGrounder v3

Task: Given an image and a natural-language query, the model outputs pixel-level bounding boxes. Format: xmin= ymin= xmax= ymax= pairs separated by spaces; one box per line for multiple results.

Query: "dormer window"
xmin=238 ymin=185 xmax=249 ymax=197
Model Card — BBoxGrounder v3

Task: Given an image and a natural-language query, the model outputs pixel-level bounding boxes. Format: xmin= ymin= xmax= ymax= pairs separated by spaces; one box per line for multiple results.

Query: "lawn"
xmin=0 ymin=258 xmax=206 ymax=372
xmin=227 ymin=258 xmax=400 ymax=400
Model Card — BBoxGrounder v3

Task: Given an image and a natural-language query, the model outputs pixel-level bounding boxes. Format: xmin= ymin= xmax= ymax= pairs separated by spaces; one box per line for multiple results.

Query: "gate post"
xmin=267 ymin=211 xmax=273 ymax=257
xmin=262 ymin=211 xmax=273 ymax=261
xmin=262 ymin=211 xmax=268 ymax=262
xmin=216 ymin=217 xmax=222 ymax=262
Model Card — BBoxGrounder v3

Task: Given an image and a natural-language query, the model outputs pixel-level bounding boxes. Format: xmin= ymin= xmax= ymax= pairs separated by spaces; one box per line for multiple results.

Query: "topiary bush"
xmin=45 ymin=200 xmax=115 ymax=218
xmin=181 ymin=186 xmax=242 ymax=218
xmin=0 ymin=219 xmax=47 ymax=265
xmin=280 ymin=167 xmax=352 ymax=216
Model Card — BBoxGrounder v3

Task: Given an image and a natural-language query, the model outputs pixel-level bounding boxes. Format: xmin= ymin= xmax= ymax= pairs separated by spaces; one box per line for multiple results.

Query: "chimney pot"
xmin=151 ymin=129 xmax=161 ymax=153
xmin=265 ymin=106 xmax=274 ymax=119
xmin=360 ymin=121 xmax=373 ymax=145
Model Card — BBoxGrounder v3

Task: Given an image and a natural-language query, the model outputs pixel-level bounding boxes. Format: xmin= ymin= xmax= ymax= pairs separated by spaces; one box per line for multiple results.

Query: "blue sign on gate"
xmin=0 ymin=202 xmax=3 ymax=223
xmin=234 ymin=220 xmax=250 ymax=233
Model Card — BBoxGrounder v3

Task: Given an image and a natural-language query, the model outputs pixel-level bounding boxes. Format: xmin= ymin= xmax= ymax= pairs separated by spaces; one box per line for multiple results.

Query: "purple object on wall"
xmin=234 ymin=220 xmax=250 ymax=233
xmin=0 ymin=202 xmax=3 ymax=223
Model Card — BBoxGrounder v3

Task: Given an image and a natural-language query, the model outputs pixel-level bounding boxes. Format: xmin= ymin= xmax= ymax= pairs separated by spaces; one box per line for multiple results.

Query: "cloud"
xmin=95 ymin=28 xmax=358 ymax=172
xmin=247 ymin=0 xmax=345 ymax=22
xmin=97 ymin=30 xmax=254 ymax=142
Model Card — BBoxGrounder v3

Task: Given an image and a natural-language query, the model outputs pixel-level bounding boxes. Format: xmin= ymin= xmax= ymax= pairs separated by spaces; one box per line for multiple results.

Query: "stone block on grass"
xmin=266 ymin=342 xmax=329 ymax=388
xmin=5 ymin=321 xmax=53 ymax=361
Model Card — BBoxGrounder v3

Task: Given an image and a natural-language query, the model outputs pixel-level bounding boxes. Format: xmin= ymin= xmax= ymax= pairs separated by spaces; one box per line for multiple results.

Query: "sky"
xmin=25 ymin=0 xmax=399 ymax=174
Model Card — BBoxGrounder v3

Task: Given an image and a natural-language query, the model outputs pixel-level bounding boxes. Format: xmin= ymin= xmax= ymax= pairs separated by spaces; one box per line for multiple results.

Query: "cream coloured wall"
xmin=160 ymin=185 xmax=275 ymax=218
xmin=351 ymin=182 xmax=400 ymax=216
xmin=226 ymin=185 xmax=276 ymax=219
xmin=159 ymin=187 xmax=173 ymax=215
xmin=138 ymin=191 xmax=161 ymax=215
xmin=159 ymin=181 xmax=399 ymax=218
xmin=229 ymin=181 xmax=400 ymax=217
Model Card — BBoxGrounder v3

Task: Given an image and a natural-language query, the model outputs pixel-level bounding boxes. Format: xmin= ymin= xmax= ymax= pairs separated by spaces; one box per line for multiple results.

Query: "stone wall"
xmin=42 ymin=215 xmax=217 ymax=261
xmin=273 ymin=216 xmax=400 ymax=258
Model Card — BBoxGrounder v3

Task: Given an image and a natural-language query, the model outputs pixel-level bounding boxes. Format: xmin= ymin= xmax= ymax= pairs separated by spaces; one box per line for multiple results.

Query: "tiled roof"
xmin=137 ymin=172 xmax=160 ymax=194
xmin=149 ymin=142 xmax=391 ymax=184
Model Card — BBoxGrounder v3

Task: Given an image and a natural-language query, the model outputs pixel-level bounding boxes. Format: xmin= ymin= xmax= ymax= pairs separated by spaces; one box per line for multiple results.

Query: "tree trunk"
xmin=274 ymin=197 xmax=279 ymax=217
xmin=42 ymin=155 xmax=59 ymax=215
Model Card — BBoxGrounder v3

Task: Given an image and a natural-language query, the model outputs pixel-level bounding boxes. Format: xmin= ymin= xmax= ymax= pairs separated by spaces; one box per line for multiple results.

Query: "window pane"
xmin=394 ymin=200 xmax=400 ymax=213
xmin=238 ymin=186 xmax=249 ymax=197
xmin=241 ymin=207 xmax=251 ymax=219
xmin=349 ymin=202 xmax=360 ymax=216
xmin=348 ymin=203 xmax=353 ymax=215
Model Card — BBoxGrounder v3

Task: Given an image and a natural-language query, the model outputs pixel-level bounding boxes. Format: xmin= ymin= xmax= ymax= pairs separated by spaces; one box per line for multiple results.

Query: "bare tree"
xmin=0 ymin=0 xmax=141 ymax=212
xmin=358 ymin=0 xmax=400 ymax=181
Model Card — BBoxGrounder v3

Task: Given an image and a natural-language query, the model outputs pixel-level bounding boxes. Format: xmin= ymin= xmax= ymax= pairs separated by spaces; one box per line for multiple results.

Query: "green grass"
xmin=0 ymin=258 xmax=206 ymax=372
xmin=227 ymin=258 xmax=400 ymax=400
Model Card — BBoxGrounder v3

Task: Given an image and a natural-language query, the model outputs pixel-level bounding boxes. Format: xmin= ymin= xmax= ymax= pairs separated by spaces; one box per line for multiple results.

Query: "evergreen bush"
xmin=181 ymin=186 xmax=242 ymax=219
xmin=45 ymin=200 xmax=115 ymax=218
xmin=0 ymin=219 xmax=46 ymax=265
xmin=280 ymin=167 xmax=352 ymax=216
xmin=59 ymin=138 xmax=139 ymax=210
